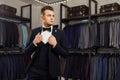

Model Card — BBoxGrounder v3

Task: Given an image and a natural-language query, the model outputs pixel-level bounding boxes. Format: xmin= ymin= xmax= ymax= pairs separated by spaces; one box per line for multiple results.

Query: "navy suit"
xmin=25 ymin=26 xmax=68 ymax=79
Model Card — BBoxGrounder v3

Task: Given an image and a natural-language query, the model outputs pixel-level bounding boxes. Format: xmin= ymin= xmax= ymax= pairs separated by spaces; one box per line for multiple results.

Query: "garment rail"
xmin=0 ymin=17 xmax=21 ymax=23
xmin=0 ymin=48 xmax=23 ymax=54
xmin=68 ymin=48 xmax=120 ymax=55
xmin=68 ymin=49 xmax=96 ymax=55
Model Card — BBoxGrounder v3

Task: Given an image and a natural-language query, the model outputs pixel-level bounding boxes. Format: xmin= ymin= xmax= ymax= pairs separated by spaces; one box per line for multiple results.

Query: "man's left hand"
xmin=48 ymin=35 xmax=57 ymax=47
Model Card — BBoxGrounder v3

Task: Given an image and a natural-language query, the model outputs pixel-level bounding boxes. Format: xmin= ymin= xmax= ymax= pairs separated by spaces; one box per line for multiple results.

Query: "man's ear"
xmin=40 ymin=15 xmax=43 ymax=20
xmin=41 ymin=14 xmax=45 ymax=21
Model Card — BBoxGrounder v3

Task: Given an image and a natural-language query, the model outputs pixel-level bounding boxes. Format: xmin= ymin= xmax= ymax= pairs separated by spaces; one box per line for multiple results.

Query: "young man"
xmin=25 ymin=6 xmax=68 ymax=80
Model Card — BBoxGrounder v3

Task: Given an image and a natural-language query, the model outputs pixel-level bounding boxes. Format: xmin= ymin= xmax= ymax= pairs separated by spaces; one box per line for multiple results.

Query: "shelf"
xmin=62 ymin=11 xmax=120 ymax=23
xmin=68 ymin=48 xmax=95 ymax=54
xmin=0 ymin=47 xmax=27 ymax=55
xmin=62 ymin=15 xmax=89 ymax=23
xmin=92 ymin=11 xmax=120 ymax=18
xmin=0 ymin=47 xmax=21 ymax=54
xmin=0 ymin=13 xmax=30 ymax=23
xmin=68 ymin=48 xmax=120 ymax=55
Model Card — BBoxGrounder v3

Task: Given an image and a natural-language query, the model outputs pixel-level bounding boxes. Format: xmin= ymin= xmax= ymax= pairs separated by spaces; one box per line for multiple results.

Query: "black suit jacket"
xmin=25 ymin=26 xmax=68 ymax=77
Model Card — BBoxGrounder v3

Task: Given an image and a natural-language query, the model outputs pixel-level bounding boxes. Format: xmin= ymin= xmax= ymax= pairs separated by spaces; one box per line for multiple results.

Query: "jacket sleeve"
xmin=52 ymin=30 xmax=69 ymax=58
xmin=24 ymin=30 xmax=37 ymax=55
xmin=24 ymin=30 xmax=43 ymax=55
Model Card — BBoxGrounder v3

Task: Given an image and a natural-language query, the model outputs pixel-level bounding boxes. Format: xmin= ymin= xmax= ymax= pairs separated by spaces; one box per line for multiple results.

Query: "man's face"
xmin=41 ymin=10 xmax=55 ymax=27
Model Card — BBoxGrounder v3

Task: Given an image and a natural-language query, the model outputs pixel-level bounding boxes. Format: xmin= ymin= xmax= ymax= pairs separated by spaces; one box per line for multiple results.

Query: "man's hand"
xmin=33 ymin=33 xmax=42 ymax=46
xmin=48 ymin=35 xmax=57 ymax=47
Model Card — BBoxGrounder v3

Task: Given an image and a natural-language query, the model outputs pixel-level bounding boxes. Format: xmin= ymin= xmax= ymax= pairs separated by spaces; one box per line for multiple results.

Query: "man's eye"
xmin=47 ymin=15 xmax=51 ymax=17
xmin=47 ymin=14 xmax=54 ymax=16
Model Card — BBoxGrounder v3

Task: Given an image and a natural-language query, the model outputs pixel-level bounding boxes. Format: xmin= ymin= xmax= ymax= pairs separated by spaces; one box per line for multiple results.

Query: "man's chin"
xmin=49 ymin=23 xmax=53 ymax=26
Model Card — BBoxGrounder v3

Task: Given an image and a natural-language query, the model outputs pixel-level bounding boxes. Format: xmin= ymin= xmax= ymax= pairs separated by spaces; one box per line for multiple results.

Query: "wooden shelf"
xmin=62 ymin=15 xmax=89 ymax=23
xmin=92 ymin=11 xmax=120 ymax=18
xmin=0 ymin=13 xmax=30 ymax=23
xmin=62 ymin=11 xmax=120 ymax=23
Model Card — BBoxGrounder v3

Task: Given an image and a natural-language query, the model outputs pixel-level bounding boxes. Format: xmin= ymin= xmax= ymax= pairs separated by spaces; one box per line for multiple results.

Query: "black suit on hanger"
xmin=25 ymin=26 xmax=69 ymax=79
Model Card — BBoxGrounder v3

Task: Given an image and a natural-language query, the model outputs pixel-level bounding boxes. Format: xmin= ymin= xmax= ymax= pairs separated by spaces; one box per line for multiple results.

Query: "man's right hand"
xmin=33 ymin=33 xmax=42 ymax=46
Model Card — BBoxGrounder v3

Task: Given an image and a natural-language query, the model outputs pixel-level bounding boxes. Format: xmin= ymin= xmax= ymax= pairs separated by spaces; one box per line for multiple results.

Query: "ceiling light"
xmin=34 ymin=0 xmax=70 ymax=5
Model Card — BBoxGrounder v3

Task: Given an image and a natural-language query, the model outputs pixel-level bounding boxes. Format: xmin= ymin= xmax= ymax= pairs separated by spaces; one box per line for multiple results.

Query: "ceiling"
xmin=19 ymin=0 xmax=44 ymax=6
xmin=19 ymin=0 xmax=68 ymax=6
xmin=39 ymin=0 xmax=66 ymax=4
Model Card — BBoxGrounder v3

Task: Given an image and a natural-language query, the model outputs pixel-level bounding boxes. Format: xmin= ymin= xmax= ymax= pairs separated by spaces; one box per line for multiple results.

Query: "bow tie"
xmin=43 ymin=27 xmax=51 ymax=32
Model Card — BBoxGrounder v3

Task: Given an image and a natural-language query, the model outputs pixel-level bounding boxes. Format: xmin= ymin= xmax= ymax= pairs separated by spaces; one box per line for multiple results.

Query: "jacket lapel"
xmin=39 ymin=26 xmax=42 ymax=33
xmin=52 ymin=27 xmax=58 ymax=37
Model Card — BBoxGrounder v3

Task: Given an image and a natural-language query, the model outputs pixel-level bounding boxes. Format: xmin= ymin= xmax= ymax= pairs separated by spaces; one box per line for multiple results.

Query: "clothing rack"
xmin=0 ymin=4 xmax=32 ymax=80
xmin=60 ymin=0 xmax=120 ymax=52
xmin=0 ymin=4 xmax=32 ymax=53
xmin=88 ymin=0 xmax=98 ymax=26
xmin=60 ymin=3 xmax=69 ymax=29
xmin=21 ymin=4 xmax=32 ymax=29
xmin=60 ymin=1 xmax=120 ymax=80
xmin=0 ymin=48 xmax=23 ymax=54
xmin=68 ymin=49 xmax=95 ymax=54
xmin=0 ymin=49 xmax=23 ymax=55
xmin=60 ymin=1 xmax=120 ymax=24
xmin=60 ymin=0 xmax=98 ymax=29
xmin=0 ymin=4 xmax=32 ymax=27
xmin=69 ymin=48 xmax=120 ymax=55
xmin=0 ymin=17 xmax=21 ymax=23
xmin=0 ymin=13 xmax=31 ymax=23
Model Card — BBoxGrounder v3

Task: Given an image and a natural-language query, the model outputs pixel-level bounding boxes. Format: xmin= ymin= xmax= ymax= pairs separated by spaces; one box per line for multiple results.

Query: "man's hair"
xmin=41 ymin=6 xmax=54 ymax=15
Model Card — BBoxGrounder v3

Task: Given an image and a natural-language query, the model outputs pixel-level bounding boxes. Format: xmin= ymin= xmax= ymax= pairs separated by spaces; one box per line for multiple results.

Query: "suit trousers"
xmin=26 ymin=67 xmax=58 ymax=80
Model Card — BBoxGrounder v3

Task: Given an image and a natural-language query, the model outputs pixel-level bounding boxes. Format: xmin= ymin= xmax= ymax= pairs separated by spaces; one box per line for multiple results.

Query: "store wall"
xmin=32 ymin=6 xmax=42 ymax=28
xmin=51 ymin=4 xmax=61 ymax=26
